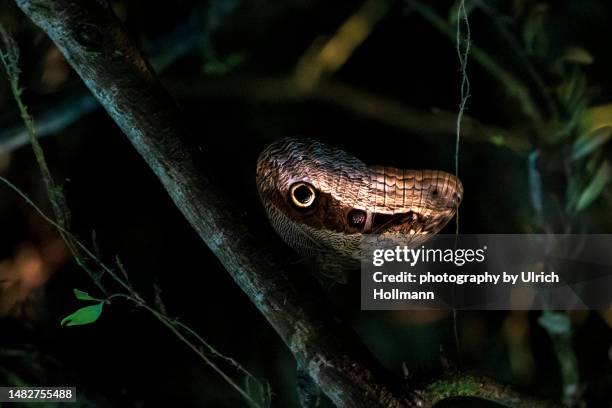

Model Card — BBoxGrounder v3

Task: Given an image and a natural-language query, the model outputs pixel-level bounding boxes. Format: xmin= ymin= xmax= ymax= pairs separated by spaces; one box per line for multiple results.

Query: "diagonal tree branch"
xmin=11 ymin=0 xmax=420 ymax=407
xmin=11 ymin=0 xmax=557 ymax=407
xmin=0 ymin=0 xmax=230 ymax=155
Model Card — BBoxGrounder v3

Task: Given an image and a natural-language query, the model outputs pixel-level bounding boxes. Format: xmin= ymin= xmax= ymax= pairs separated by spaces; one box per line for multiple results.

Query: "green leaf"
xmin=73 ymin=288 xmax=101 ymax=302
xmin=522 ymin=4 xmax=548 ymax=55
xmin=557 ymin=69 xmax=587 ymax=112
xmin=576 ymin=161 xmax=611 ymax=212
xmin=538 ymin=311 xmax=571 ymax=335
xmin=580 ymin=104 xmax=612 ymax=134
xmin=61 ymin=303 xmax=104 ymax=327
xmin=490 ymin=134 xmax=505 ymax=146
xmin=571 ymin=126 xmax=612 ymax=161
xmin=562 ymin=46 xmax=594 ymax=65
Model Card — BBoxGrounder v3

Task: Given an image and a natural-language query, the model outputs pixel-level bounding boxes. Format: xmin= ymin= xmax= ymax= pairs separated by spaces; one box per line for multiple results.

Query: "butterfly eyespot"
xmin=289 ymin=182 xmax=317 ymax=209
xmin=431 ymin=188 xmax=439 ymax=196
xmin=347 ymin=209 xmax=367 ymax=228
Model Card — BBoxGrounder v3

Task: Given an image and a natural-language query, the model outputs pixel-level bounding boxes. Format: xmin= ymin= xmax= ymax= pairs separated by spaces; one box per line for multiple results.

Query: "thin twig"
xmin=7 ymin=1 xmax=421 ymax=405
xmin=9 ymin=0 xmax=559 ymax=406
xmin=451 ymin=0 xmax=471 ymax=370
xmin=406 ymin=0 xmax=543 ymax=123
xmin=454 ymin=0 xmax=470 ymax=231
xmin=0 ymin=25 xmax=269 ymax=408
xmin=107 ymin=293 xmax=266 ymax=408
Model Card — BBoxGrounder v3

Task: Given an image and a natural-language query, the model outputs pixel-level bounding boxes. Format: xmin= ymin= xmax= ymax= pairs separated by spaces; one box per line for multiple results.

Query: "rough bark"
xmin=11 ymin=0 xmax=558 ymax=407
xmin=12 ymin=0 xmax=420 ymax=406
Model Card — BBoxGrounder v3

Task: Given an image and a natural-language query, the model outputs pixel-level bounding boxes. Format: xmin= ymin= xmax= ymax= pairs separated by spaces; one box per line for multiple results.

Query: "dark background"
xmin=1 ymin=0 xmax=611 ymax=406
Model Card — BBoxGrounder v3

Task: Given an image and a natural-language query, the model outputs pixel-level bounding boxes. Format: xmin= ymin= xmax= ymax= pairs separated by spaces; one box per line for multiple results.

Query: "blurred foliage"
xmin=0 ymin=0 xmax=611 ymax=407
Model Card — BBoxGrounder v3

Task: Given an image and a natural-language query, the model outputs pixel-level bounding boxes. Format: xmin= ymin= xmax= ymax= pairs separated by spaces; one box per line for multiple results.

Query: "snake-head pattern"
xmin=256 ymin=137 xmax=463 ymax=281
